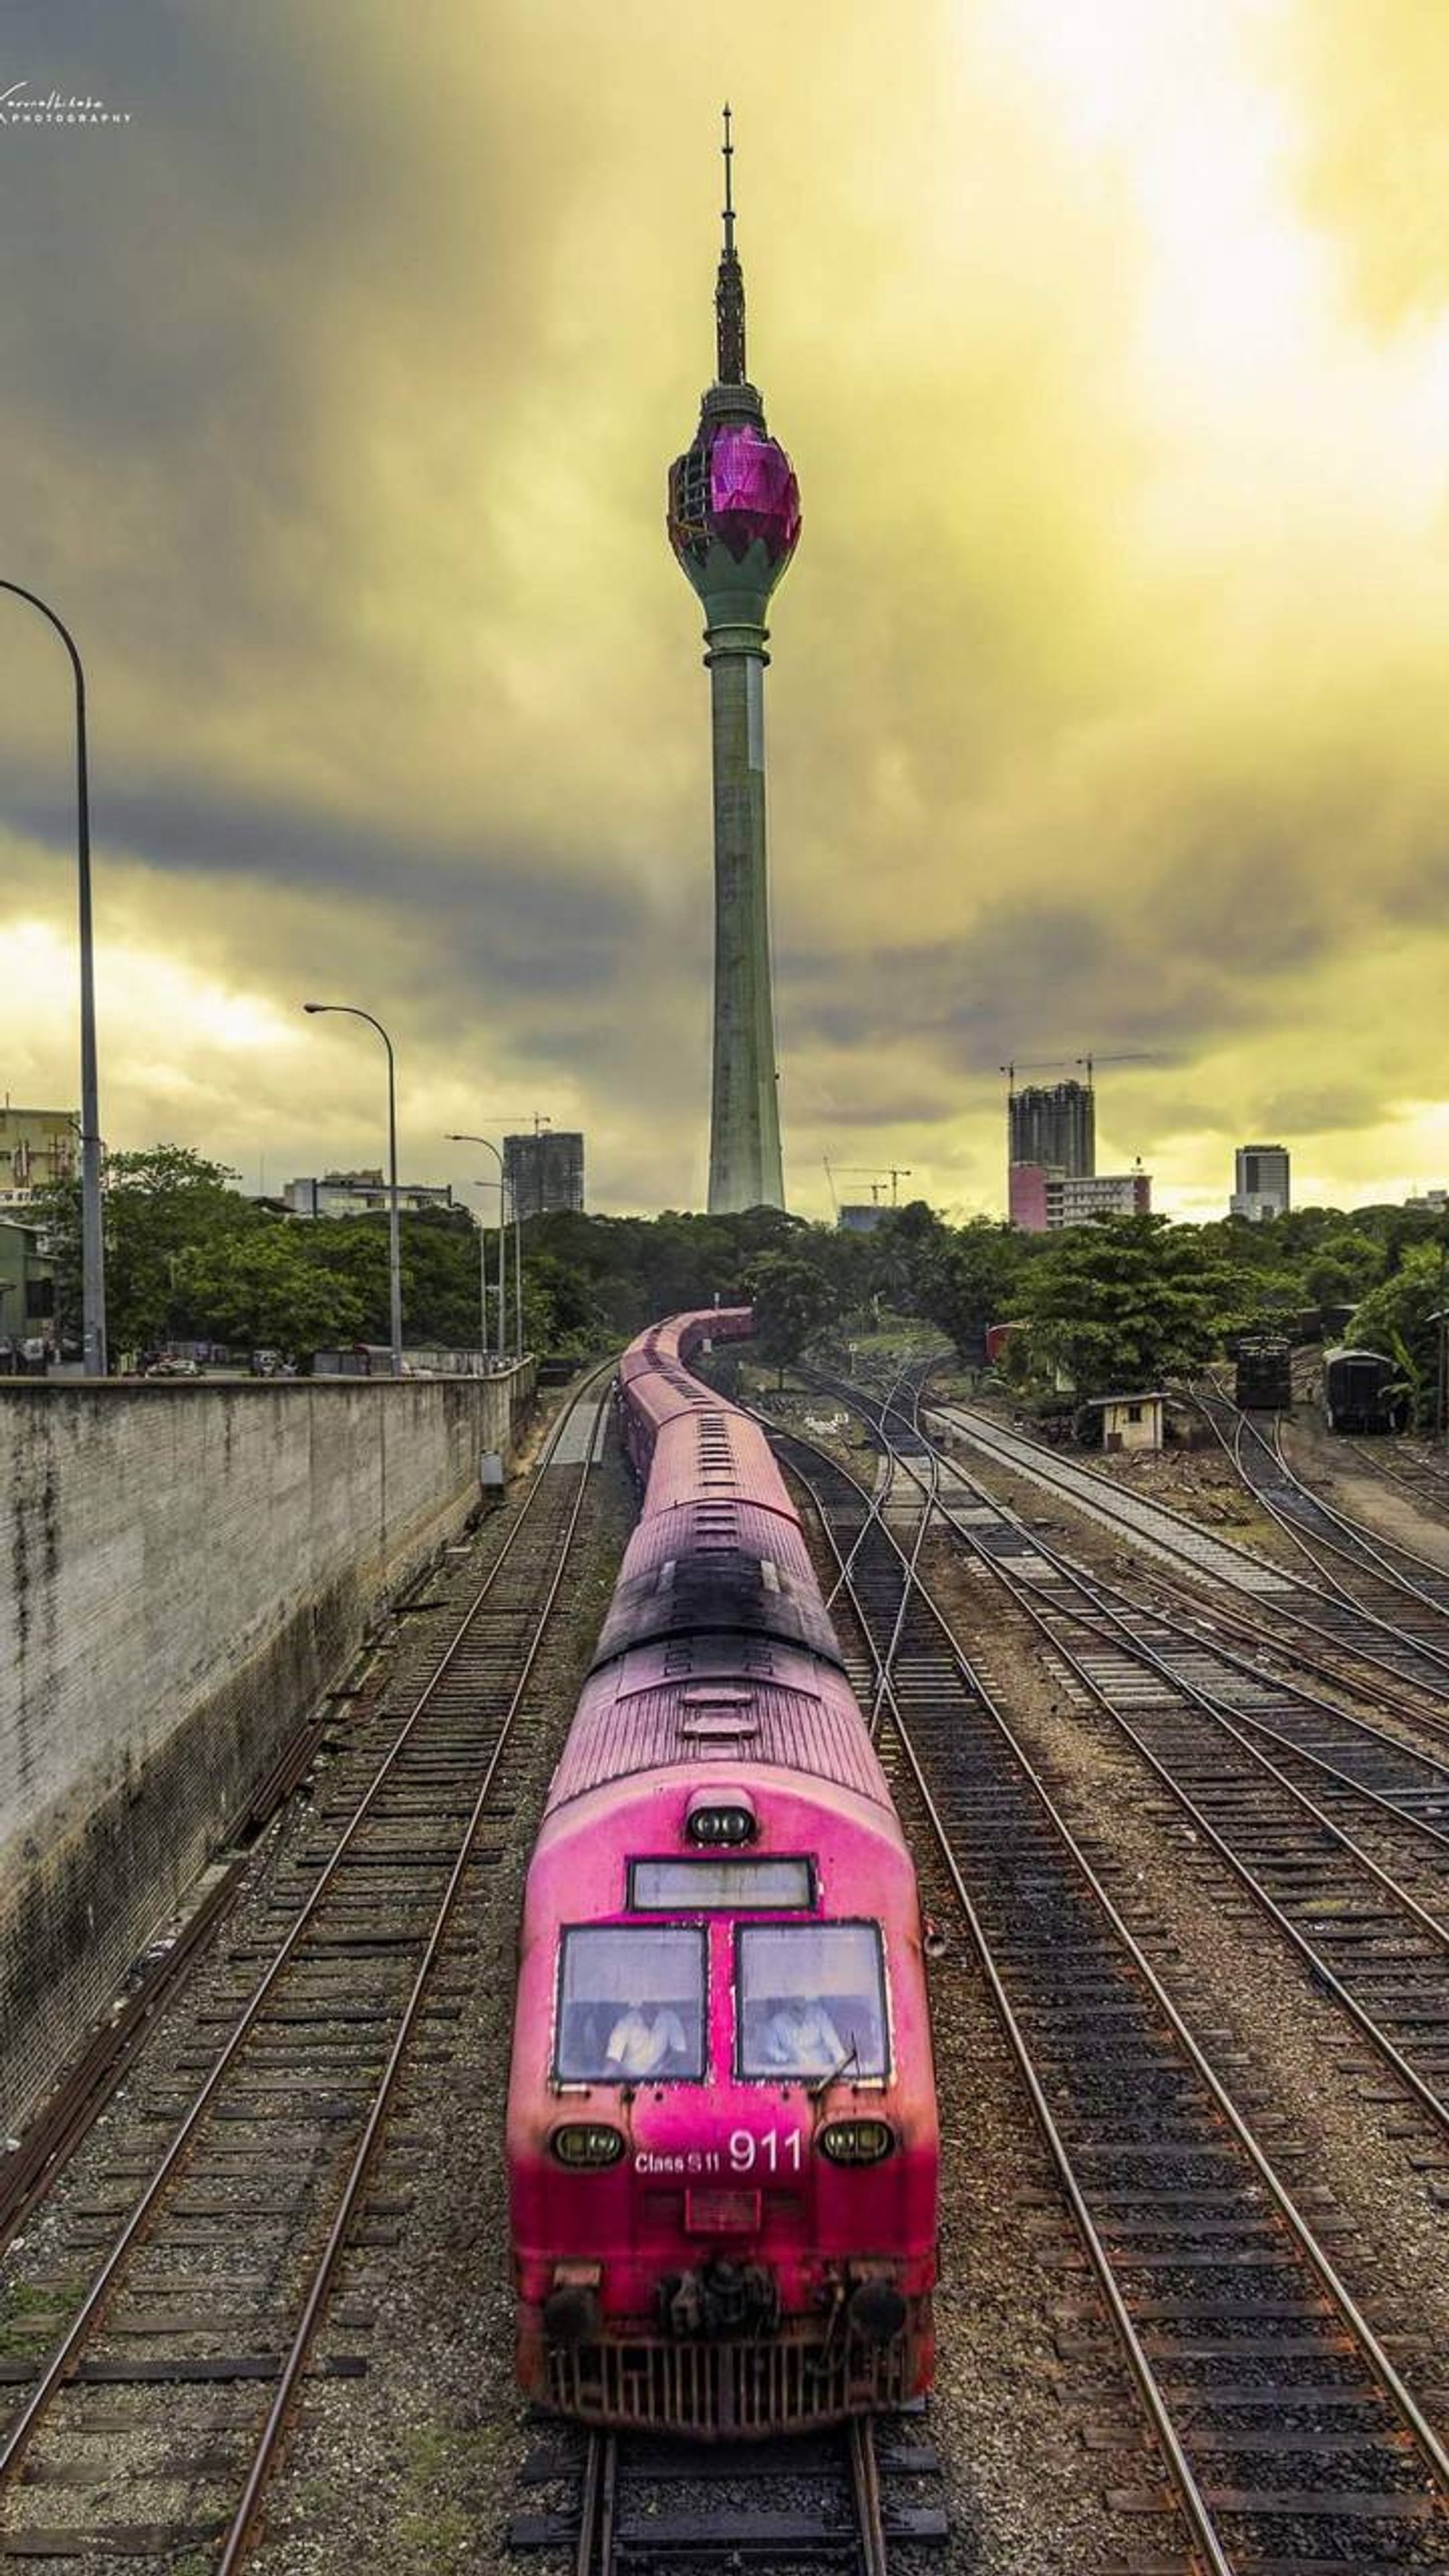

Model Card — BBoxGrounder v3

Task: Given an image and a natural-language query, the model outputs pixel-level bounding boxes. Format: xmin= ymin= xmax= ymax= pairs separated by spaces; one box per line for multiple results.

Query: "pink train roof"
xmin=546 ymin=1645 xmax=889 ymax=1812
xmin=640 ymin=1408 xmax=798 ymax=1521
xmin=617 ymin=1497 xmax=818 ymax=1588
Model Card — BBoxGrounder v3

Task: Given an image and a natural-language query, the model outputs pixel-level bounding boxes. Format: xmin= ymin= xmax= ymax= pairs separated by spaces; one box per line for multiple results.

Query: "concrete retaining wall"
xmin=0 ymin=1367 xmax=535 ymax=2129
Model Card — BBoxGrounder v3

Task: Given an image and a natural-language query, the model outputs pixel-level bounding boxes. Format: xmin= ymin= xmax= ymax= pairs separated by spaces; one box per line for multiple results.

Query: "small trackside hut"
xmin=505 ymin=1309 xmax=939 ymax=2438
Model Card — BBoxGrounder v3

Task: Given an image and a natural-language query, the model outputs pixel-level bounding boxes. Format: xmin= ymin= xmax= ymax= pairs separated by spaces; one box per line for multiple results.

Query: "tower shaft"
xmin=706 ymin=630 xmax=782 ymax=1212
xmin=668 ymin=111 xmax=800 ymax=1216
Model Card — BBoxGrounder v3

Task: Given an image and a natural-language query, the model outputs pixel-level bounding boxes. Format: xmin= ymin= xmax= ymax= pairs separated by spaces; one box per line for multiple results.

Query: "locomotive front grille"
xmin=545 ymin=2318 xmax=918 ymax=2437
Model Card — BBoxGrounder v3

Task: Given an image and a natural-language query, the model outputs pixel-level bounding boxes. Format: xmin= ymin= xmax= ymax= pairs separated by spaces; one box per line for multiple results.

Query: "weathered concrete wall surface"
xmin=0 ymin=1369 xmax=535 ymax=2127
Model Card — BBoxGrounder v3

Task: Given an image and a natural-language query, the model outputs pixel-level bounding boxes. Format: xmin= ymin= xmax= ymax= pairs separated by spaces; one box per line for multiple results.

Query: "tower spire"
xmin=715 ymin=101 xmax=747 ymax=386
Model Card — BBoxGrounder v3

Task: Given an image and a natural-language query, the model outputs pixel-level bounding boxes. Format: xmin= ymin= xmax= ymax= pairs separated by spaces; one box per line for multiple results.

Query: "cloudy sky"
xmin=3 ymin=0 xmax=1448 ymax=1224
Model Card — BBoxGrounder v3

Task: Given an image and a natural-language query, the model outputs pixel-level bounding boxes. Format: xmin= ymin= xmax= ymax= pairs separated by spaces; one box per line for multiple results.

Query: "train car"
xmin=1323 ymin=1346 xmax=1406 ymax=1435
xmin=1234 ymin=1333 xmax=1293 ymax=1411
xmin=506 ymin=1308 xmax=938 ymax=2438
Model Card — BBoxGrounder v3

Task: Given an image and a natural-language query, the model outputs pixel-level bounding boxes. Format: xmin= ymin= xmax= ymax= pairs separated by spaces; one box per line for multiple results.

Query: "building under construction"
xmin=1007 ymin=1078 xmax=1095 ymax=1179
xmin=504 ymin=1129 xmax=585 ymax=1220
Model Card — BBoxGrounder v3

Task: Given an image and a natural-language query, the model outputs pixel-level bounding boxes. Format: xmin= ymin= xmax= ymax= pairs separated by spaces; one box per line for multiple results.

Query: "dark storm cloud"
xmin=5 ymin=772 xmax=652 ymax=1004
xmin=5 ymin=1 xmax=1449 ymax=1212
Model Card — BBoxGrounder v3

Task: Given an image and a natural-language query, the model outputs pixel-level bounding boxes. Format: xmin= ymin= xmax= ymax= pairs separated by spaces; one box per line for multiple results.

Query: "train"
xmin=1322 ymin=1346 xmax=1407 ymax=1435
xmin=505 ymin=1307 xmax=939 ymax=2437
xmin=1233 ymin=1332 xmax=1293 ymax=1411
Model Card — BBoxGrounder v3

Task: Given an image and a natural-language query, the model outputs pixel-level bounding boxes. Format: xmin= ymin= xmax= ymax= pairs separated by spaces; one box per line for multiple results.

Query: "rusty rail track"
xmin=0 ymin=1361 xmax=614 ymax=2569
xmin=771 ymin=1399 xmax=1449 ymax=2575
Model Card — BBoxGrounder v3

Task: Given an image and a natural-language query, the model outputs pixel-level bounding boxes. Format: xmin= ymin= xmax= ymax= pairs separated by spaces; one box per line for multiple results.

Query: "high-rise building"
xmin=504 ymin=1130 xmax=585 ymax=1220
xmin=1007 ymin=1080 xmax=1095 ymax=1181
xmin=1230 ymin=1144 xmax=1290 ymax=1223
xmin=668 ymin=112 xmax=800 ymax=1215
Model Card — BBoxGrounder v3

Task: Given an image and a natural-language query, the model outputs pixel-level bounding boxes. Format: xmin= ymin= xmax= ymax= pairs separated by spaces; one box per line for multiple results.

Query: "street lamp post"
xmin=513 ymin=1168 xmax=523 ymax=1359
xmin=446 ymin=1136 xmax=508 ymax=1361
xmin=303 ymin=1004 xmax=403 ymax=1378
xmin=1 ymin=581 xmax=107 ymax=1374
xmin=479 ymin=1112 xmax=552 ymax=1363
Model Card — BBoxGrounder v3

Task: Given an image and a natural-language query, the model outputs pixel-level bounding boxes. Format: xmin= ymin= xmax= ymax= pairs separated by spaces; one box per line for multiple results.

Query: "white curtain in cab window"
xmin=738 ymin=1924 xmax=887 ymax=2079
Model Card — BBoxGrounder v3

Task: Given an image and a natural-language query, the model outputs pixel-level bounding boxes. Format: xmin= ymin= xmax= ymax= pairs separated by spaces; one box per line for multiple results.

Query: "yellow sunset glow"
xmin=1 ymin=0 xmax=1446 ymax=1220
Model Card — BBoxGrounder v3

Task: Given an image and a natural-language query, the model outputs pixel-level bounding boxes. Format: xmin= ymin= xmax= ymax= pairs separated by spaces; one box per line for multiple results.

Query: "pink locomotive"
xmin=505 ymin=1308 xmax=938 ymax=2437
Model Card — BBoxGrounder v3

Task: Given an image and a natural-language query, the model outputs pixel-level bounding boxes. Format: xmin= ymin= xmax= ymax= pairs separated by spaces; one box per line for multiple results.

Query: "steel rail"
xmin=1060 ymin=1572 xmax=1449 ymax=1857
xmin=927 ymin=1385 xmax=1449 ymax=1706
xmin=847 ymin=2416 xmax=889 ymax=2576
xmin=217 ymin=1363 xmax=612 ymax=2570
xmin=1207 ymin=1359 xmax=1449 ymax=1583
xmin=1112 ymin=1548 xmax=1449 ymax=1763
xmin=772 ymin=1404 xmax=1449 ymax=2540
xmin=574 ymin=2428 xmax=611 ymax=2576
xmin=913 ymin=1391 xmax=1449 ymax=1897
xmin=1197 ymin=1382 xmax=1449 ymax=1646
xmin=850 ymin=1360 xmax=1449 ymax=1773
xmin=0 ymin=1360 xmax=612 ymax=2511
xmin=1263 ymin=1404 xmax=1449 ymax=1591
xmin=768 ymin=1425 xmax=1237 ymax=2576
xmin=863 ymin=1375 xmax=1449 ymax=2130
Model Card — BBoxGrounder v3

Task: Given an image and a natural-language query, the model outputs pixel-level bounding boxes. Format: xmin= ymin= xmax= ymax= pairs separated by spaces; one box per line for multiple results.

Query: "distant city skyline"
xmin=4 ymin=6 xmax=1449 ymax=1220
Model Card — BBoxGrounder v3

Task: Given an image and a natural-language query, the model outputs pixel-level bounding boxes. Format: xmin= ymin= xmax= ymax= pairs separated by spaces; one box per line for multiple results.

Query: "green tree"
xmin=175 ymin=1230 xmax=368 ymax=1358
xmin=1348 ymin=1238 xmax=1448 ymax=1428
xmin=745 ymin=1251 xmax=838 ymax=1387
xmin=1015 ymin=1215 xmax=1253 ymax=1399
xmin=915 ymin=1219 xmax=1024 ymax=1360
xmin=36 ymin=1144 xmax=254 ymax=1357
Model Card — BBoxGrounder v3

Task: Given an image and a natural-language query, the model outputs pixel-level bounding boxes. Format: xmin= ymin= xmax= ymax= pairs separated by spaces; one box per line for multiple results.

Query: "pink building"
xmin=1009 ymin=1163 xmax=1151 ymax=1233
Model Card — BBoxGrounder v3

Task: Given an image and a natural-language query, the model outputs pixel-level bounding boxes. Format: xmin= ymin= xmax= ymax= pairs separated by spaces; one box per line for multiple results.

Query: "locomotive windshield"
xmin=736 ymin=1923 xmax=888 ymax=2081
xmin=554 ymin=1927 xmax=705 ymax=2081
xmin=629 ymin=1857 xmax=813 ymax=1911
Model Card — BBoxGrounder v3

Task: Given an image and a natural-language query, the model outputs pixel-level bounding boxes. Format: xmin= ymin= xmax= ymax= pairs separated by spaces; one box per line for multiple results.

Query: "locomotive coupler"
xmin=657 ymin=2259 xmax=779 ymax=2341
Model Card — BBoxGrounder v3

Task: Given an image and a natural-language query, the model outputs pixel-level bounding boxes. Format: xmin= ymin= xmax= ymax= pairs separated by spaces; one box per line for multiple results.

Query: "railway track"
xmin=0 ymin=1365 xmax=614 ymax=2571
xmin=513 ymin=2411 xmax=939 ymax=2573
xmin=927 ymin=1388 xmax=1449 ymax=1713
xmin=1195 ymin=1386 xmax=1449 ymax=1680
xmin=766 ymin=1404 xmax=1449 ymax=2573
xmin=822 ymin=1371 xmax=1449 ymax=2141
xmin=1345 ymin=1441 xmax=1449 ymax=1512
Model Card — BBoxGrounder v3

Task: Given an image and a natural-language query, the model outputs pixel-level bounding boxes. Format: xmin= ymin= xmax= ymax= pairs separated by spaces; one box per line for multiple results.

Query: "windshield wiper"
xmin=808 ymin=2037 xmax=859 ymax=2100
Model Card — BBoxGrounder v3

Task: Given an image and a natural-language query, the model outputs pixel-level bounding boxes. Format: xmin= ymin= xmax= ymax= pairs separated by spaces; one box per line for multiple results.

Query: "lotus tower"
xmin=668 ymin=111 xmax=801 ymax=1214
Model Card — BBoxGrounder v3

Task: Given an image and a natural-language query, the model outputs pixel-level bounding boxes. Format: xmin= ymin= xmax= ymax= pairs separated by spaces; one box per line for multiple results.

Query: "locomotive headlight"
xmin=819 ymin=2119 xmax=894 ymax=2166
xmin=686 ymin=1801 xmax=756 ymax=1847
xmin=551 ymin=2123 xmax=626 ymax=2168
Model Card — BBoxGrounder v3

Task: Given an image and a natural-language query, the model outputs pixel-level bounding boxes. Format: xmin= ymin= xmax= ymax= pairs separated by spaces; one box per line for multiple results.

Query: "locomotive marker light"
xmin=551 ymin=2123 xmax=626 ymax=2168
xmin=819 ymin=2119 xmax=895 ymax=2165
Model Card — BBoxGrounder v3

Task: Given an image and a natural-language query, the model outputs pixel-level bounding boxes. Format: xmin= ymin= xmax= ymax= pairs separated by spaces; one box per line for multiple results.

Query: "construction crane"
xmin=1075 ymin=1053 xmax=1160 ymax=1081
xmin=999 ymin=1057 xmax=1075 ymax=1091
xmin=835 ymin=1165 xmax=914 ymax=1206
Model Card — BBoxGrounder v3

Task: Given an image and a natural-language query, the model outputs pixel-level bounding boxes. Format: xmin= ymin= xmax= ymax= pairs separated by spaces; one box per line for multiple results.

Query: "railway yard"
xmin=5 ymin=1358 xmax=1449 ymax=2571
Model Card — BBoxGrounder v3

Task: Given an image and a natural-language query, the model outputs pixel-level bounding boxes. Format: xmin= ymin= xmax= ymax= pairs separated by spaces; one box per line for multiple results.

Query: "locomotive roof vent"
xmin=685 ymin=1785 xmax=758 ymax=1845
